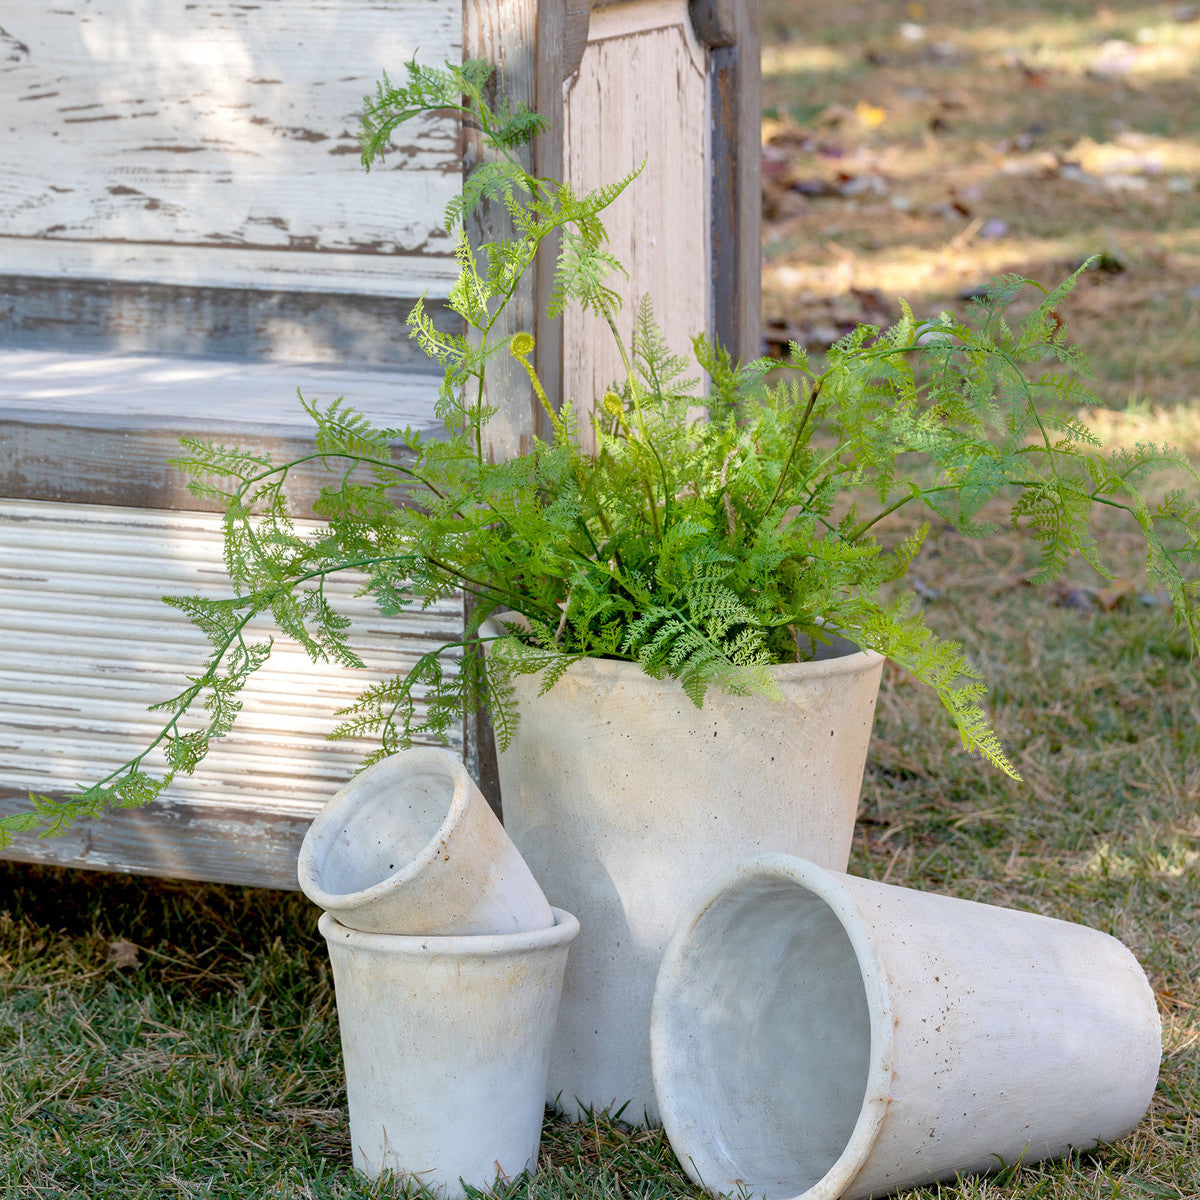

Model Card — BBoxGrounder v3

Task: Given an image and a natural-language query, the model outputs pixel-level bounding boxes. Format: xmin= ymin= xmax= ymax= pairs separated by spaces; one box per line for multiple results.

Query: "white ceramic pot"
xmin=298 ymin=746 xmax=553 ymax=935
xmin=651 ymin=854 xmax=1162 ymax=1200
xmin=320 ymin=907 xmax=579 ymax=1196
xmin=483 ymin=618 xmax=884 ymax=1122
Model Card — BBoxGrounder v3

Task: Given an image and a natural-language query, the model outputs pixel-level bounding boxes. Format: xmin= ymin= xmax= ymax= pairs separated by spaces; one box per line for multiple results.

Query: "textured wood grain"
xmin=0 ymin=349 xmax=445 ymax=434
xmin=0 ymin=350 xmax=445 ymax=512
xmin=0 ymin=276 xmax=459 ymax=366
xmin=0 ymin=499 xmax=464 ymax=886
xmin=0 ymin=0 xmax=461 ymax=294
xmin=462 ymin=0 xmax=546 ymax=461
xmin=0 ymin=791 xmax=315 ymax=889
xmin=691 ymin=0 xmax=762 ymax=365
xmin=562 ymin=0 xmax=710 ymax=443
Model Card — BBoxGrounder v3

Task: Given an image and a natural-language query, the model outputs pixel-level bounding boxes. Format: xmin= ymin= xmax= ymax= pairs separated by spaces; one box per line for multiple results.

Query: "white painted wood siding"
xmin=0 ymin=1 xmax=462 ymax=296
xmin=0 ymin=499 xmax=462 ymax=818
xmin=0 ymin=349 xmax=444 ymax=435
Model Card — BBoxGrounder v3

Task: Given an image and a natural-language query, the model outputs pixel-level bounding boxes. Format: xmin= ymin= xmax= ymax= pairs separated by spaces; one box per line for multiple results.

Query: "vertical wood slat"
xmin=0 ymin=498 xmax=463 ymax=887
xmin=561 ymin=0 xmax=711 ymax=443
xmin=690 ymin=0 xmax=763 ymax=365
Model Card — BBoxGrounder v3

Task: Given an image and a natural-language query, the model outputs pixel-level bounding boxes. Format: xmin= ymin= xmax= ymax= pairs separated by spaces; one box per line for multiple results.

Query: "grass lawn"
xmin=3 ymin=1 xmax=1199 ymax=1196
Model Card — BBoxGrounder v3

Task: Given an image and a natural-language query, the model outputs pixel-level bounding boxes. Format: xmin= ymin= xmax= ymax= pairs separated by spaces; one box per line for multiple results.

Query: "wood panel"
xmin=0 ymin=499 xmax=464 ymax=887
xmin=0 ymin=349 xmax=446 ymax=434
xmin=561 ymin=0 xmax=710 ymax=445
xmin=691 ymin=0 xmax=762 ymax=366
xmin=0 ymin=276 xmax=459 ymax=367
xmin=0 ymin=348 xmax=446 ymax=510
xmin=0 ymin=0 xmax=461 ymax=295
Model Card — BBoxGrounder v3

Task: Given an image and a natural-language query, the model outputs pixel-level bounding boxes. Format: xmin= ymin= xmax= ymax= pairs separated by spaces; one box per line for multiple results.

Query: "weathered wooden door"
xmin=0 ymin=0 xmax=760 ymax=887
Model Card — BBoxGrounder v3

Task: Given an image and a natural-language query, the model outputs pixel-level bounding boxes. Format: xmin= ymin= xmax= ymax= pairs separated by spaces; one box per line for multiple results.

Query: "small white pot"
xmin=483 ymin=617 xmax=883 ymax=1122
xmin=320 ymin=907 xmax=579 ymax=1196
xmin=651 ymin=854 xmax=1162 ymax=1200
xmin=298 ymin=746 xmax=553 ymax=935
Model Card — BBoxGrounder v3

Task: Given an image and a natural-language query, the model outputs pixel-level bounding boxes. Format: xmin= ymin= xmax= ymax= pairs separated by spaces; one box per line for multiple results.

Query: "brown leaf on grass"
xmin=1096 ymin=579 xmax=1137 ymax=611
xmin=107 ymin=938 xmax=141 ymax=969
xmin=763 ymin=288 xmax=895 ymax=356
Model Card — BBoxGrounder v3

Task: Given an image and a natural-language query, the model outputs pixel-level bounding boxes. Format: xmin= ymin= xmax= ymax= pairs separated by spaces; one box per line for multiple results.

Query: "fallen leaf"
xmin=1096 ymin=580 xmax=1136 ymax=611
xmin=107 ymin=939 xmax=141 ymax=968
xmin=855 ymin=100 xmax=887 ymax=129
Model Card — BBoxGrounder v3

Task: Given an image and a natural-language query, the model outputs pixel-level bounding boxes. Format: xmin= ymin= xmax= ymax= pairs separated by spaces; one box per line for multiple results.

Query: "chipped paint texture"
xmin=0 ymin=1 xmax=461 ymax=294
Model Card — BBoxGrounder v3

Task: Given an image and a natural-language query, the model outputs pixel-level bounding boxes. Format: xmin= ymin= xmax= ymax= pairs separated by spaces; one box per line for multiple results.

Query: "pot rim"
xmin=297 ymin=746 xmax=473 ymax=911
xmin=317 ymin=906 xmax=580 ymax=955
xmin=651 ymin=853 xmax=897 ymax=1200
xmin=479 ymin=615 xmax=885 ymax=686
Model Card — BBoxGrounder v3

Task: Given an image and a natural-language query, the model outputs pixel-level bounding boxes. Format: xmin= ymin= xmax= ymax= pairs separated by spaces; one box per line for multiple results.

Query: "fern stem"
xmin=847 ymin=484 xmax=963 ymax=541
xmin=764 ymin=378 xmax=823 ymax=517
xmin=209 ymin=448 xmax=454 ymax=505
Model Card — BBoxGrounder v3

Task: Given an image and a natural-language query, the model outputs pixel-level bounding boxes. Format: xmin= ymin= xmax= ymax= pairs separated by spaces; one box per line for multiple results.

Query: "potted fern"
xmin=6 ymin=60 xmax=1198 ymax=1121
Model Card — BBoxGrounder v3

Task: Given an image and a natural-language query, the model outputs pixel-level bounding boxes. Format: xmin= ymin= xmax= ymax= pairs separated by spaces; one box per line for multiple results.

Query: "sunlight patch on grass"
xmin=761 ymin=41 xmax=853 ymax=78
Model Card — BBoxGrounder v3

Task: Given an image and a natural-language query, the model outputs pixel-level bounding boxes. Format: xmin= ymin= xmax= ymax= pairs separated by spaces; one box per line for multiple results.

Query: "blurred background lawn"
xmin=2 ymin=2 xmax=1198 ymax=1196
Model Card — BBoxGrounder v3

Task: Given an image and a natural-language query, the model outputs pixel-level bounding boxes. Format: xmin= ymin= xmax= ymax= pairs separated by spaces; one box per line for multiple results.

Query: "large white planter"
xmin=298 ymin=747 xmax=553 ymax=935
xmin=651 ymin=854 xmax=1162 ymax=1200
xmin=320 ymin=907 xmax=579 ymax=1196
xmin=484 ymin=620 xmax=884 ymax=1122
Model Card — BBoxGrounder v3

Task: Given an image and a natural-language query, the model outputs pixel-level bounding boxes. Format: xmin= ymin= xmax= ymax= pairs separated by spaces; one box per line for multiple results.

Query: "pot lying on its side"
xmin=298 ymin=745 xmax=553 ymax=935
xmin=651 ymin=854 xmax=1162 ymax=1200
xmin=321 ymin=907 xmax=579 ymax=1197
xmin=484 ymin=615 xmax=884 ymax=1123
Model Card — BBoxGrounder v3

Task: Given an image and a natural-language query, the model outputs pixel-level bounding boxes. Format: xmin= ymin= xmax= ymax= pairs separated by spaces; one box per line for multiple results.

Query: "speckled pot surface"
xmin=299 ymin=746 xmax=553 ymax=935
xmin=652 ymin=854 xmax=1161 ymax=1200
xmin=321 ymin=907 xmax=578 ymax=1196
xmin=484 ymin=618 xmax=884 ymax=1122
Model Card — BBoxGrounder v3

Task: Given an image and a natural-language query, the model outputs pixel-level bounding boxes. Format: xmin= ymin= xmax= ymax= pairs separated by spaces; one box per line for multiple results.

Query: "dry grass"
xmin=760 ymin=0 xmax=1200 ymax=414
xmin=1 ymin=6 xmax=1198 ymax=1198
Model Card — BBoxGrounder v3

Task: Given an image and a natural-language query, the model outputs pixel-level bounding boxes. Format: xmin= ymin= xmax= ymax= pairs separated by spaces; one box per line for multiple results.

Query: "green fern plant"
xmin=5 ymin=58 xmax=1198 ymax=842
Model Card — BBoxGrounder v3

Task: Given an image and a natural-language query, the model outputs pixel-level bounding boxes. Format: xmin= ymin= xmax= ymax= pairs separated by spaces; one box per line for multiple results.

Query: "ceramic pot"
xmin=651 ymin=854 xmax=1162 ymax=1200
xmin=483 ymin=617 xmax=884 ymax=1122
xmin=298 ymin=746 xmax=553 ymax=935
xmin=320 ymin=907 xmax=579 ymax=1196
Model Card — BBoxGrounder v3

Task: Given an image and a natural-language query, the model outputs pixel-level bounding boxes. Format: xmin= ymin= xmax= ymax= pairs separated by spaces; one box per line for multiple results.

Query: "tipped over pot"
xmin=298 ymin=746 xmax=553 ymax=935
xmin=651 ymin=854 xmax=1162 ymax=1200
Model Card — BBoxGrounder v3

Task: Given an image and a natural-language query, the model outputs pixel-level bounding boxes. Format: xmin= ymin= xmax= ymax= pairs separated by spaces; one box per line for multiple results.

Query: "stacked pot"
xmin=297 ymin=747 xmax=578 ymax=1197
xmin=299 ymin=627 xmax=1162 ymax=1200
xmin=481 ymin=617 xmax=1162 ymax=1200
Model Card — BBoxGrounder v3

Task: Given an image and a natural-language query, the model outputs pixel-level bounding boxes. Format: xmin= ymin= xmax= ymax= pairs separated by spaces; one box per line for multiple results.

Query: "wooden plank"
xmin=0 ymin=241 xmax=460 ymax=300
xmin=0 ymin=794 xmax=314 ymax=890
xmin=690 ymin=0 xmax=762 ymax=365
xmin=0 ymin=0 xmax=461 ymax=291
xmin=0 ymin=276 xmax=459 ymax=367
xmin=463 ymin=0 xmax=547 ymax=461
xmin=0 ymin=499 xmax=465 ymax=887
xmin=0 ymin=348 xmax=446 ymax=510
xmin=561 ymin=0 xmax=710 ymax=444
xmin=0 ymin=349 xmax=445 ymax=434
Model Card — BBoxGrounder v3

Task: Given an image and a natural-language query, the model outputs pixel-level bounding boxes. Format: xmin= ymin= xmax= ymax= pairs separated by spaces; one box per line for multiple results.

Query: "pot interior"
xmin=659 ymin=874 xmax=872 ymax=1198
xmin=314 ymin=768 xmax=457 ymax=898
